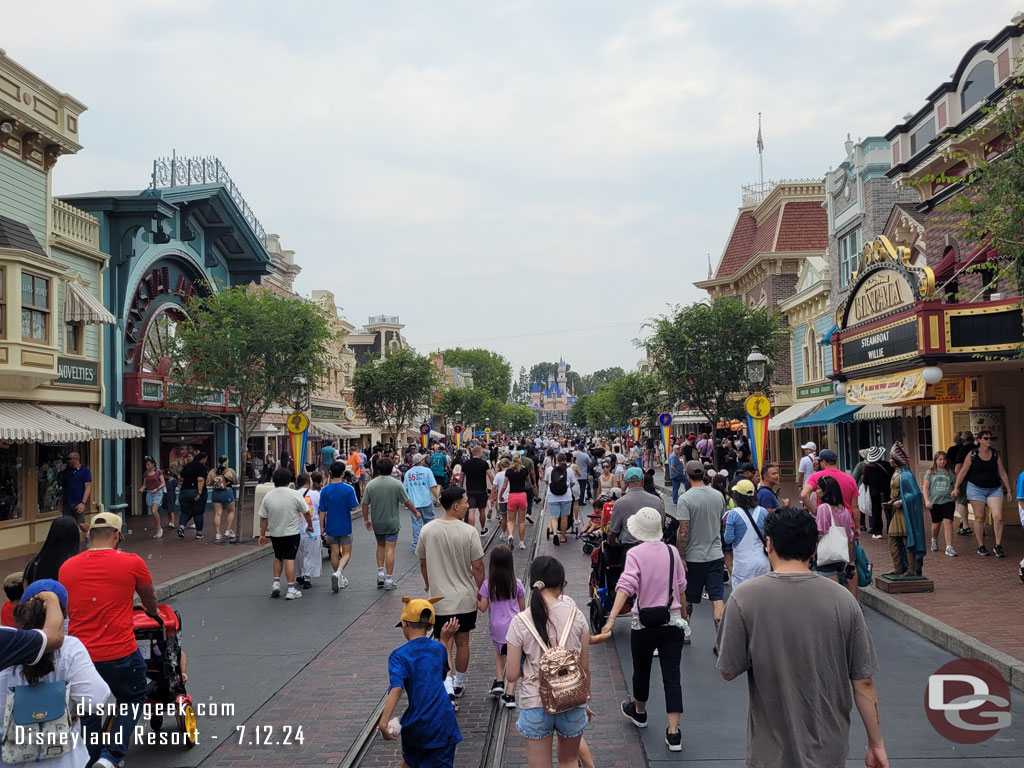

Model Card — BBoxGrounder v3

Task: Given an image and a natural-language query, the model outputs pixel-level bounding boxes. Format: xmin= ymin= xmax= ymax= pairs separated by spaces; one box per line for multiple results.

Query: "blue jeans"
xmin=83 ymin=650 xmax=147 ymax=766
xmin=411 ymin=505 xmax=435 ymax=549
xmin=671 ymin=477 xmax=684 ymax=504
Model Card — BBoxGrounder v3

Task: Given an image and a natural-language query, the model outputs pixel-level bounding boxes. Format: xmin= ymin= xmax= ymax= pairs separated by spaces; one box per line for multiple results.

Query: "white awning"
xmin=0 ymin=402 xmax=93 ymax=443
xmin=37 ymin=405 xmax=145 ymax=440
xmin=854 ymin=404 xmax=901 ymax=421
xmin=672 ymin=410 xmax=707 ymax=423
xmin=65 ymin=280 xmax=116 ymax=325
xmin=768 ymin=398 xmax=827 ymax=431
xmin=310 ymin=421 xmax=358 ymax=439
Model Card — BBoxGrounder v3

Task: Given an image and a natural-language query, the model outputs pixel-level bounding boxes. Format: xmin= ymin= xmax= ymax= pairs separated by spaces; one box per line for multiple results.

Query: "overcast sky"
xmin=6 ymin=1 xmax=1018 ymax=377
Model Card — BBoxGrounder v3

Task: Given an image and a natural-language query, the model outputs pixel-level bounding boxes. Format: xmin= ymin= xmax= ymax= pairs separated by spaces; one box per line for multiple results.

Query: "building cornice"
xmin=694 ymin=251 xmax=818 ymax=292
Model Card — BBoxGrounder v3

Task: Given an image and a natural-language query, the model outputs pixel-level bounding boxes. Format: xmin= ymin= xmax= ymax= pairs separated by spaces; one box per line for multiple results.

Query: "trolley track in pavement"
xmin=343 ymin=505 xmax=548 ymax=768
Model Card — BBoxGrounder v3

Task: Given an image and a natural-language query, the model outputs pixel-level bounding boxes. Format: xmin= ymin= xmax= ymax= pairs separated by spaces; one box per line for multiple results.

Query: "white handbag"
xmin=858 ymin=483 xmax=872 ymax=519
xmin=816 ymin=505 xmax=850 ymax=565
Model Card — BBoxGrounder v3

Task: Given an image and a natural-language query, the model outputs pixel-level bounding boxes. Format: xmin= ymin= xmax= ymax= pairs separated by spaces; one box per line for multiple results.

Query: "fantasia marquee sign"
xmin=838 ymin=236 xmax=935 ymax=330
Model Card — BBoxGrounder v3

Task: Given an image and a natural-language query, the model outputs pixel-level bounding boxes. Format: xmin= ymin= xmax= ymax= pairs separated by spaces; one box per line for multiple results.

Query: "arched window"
xmin=961 ymin=61 xmax=995 ymax=113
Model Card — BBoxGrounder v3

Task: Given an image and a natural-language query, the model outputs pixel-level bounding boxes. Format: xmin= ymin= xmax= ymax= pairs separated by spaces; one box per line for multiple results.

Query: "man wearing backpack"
xmin=545 ymin=453 xmax=577 ymax=545
xmin=430 ymin=444 xmax=449 ymax=489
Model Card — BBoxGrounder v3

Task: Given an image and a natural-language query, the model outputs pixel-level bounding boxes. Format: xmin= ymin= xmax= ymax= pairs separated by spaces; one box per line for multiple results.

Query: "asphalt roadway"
xmin=129 ymin=518 xmax=1022 ymax=768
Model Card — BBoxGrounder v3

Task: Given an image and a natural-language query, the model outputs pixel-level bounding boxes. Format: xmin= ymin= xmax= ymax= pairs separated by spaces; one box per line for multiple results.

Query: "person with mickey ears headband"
xmin=602 ymin=507 xmax=687 ymax=752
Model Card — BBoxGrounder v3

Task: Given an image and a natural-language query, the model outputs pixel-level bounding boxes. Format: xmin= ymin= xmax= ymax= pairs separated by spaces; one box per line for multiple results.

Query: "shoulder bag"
xmin=816 ymin=504 xmax=850 ymax=565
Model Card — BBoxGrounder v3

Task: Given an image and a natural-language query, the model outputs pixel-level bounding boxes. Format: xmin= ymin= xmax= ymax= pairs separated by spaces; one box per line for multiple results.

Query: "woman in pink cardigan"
xmin=601 ymin=507 xmax=687 ymax=753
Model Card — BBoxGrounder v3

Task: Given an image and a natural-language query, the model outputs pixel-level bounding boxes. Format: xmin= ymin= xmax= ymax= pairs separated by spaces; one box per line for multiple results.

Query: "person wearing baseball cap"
xmin=722 ymin=481 xmax=770 ymax=588
xmin=801 ymin=449 xmax=862 ymax=531
xmin=608 ymin=466 xmax=665 ymax=550
xmin=379 ymin=597 xmax=462 ymax=765
xmin=797 ymin=442 xmax=817 ymax=487
xmin=404 ymin=452 xmax=440 ymax=552
xmin=60 ymin=512 xmax=159 ymax=768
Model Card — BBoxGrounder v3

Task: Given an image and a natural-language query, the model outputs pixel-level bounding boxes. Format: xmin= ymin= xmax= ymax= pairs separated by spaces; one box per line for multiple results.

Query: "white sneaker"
xmin=285 ymin=588 xmax=302 ymax=600
xmin=153 ymin=528 xmax=163 ymax=539
xmin=94 ymin=759 xmax=116 ymax=768
xmin=945 ymin=546 xmax=958 ymax=557
xmin=519 ymin=541 xmax=526 ymax=550
xmin=215 ymin=533 xmax=222 ymax=541
xmin=499 ymin=532 xmax=507 ymax=541
xmin=339 ymin=575 xmax=350 ymax=589
xmin=271 ymin=583 xmax=281 ymax=598
xmin=508 ymin=536 xmax=515 ymax=548
xmin=225 ymin=529 xmax=235 ymax=539
xmin=331 ymin=573 xmax=340 ymax=593
xmin=931 ymin=538 xmax=938 ymax=552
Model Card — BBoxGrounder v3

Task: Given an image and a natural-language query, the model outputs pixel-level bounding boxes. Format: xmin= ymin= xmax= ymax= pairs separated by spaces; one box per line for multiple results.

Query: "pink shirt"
xmin=505 ymin=597 xmax=588 ymax=711
xmin=806 ymin=468 xmax=858 ymax=513
xmin=615 ymin=541 xmax=687 ymax=620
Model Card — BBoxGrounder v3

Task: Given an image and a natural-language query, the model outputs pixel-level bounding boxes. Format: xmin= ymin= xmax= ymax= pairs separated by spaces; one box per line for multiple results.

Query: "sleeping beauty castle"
xmin=529 ymin=359 xmax=578 ymax=426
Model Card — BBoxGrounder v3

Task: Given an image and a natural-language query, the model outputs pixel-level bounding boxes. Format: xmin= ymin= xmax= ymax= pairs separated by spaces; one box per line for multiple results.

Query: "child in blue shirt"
xmin=379 ymin=597 xmax=462 ymax=767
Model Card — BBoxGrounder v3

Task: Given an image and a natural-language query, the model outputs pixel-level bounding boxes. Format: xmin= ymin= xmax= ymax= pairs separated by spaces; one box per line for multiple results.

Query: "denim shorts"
xmin=516 ymin=705 xmax=588 ymax=740
xmin=549 ymin=500 xmax=573 ymax=518
xmin=966 ymin=482 xmax=1003 ymax=502
xmin=145 ymin=491 xmax=165 ymax=507
xmin=211 ymin=489 xmax=235 ymax=505
xmin=374 ymin=531 xmax=399 ymax=543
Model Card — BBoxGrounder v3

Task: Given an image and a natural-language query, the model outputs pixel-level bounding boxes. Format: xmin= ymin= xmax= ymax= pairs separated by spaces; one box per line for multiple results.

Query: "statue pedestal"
xmin=875 ymin=574 xmax=934 ymax=594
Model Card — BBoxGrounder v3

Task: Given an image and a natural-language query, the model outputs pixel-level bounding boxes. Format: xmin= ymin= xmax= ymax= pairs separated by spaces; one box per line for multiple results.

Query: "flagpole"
xmin=758 ymin=112 xmax=764 ymax=189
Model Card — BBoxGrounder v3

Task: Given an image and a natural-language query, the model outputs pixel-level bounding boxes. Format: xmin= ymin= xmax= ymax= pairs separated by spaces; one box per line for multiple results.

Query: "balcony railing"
xmin=51 ymin=199 xmax=100 ymax=251
xmin=368 ymin=315 xmax=400 ymax=325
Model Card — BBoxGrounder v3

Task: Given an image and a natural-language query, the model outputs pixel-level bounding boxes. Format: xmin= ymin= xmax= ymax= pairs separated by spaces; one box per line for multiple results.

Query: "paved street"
xmin=116 ymin=497 xmax=1023 ymax=768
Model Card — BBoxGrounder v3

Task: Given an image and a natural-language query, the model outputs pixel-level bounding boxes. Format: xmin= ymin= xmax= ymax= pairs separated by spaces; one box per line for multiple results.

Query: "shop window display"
xmin=0 ymin=445 xmax=22 ymax=521
xmin=37 ymin=444 xmax=86 ymax=516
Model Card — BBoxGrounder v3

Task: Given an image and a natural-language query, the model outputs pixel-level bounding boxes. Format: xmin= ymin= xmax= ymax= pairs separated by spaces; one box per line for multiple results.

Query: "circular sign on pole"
xmin=420 ymin=423 xmax=431 ymax=435
xmin=658 ymin=413 xmax=672 ymax=427
xmin=454 ymin=425 xmax=463 ymax=433
xmin=344 ymin=406 xmax=356 ymax=421
xmin=631 ymin=418 xmax=641 ymax=427
xmin=745 ymin=394 xmax=771 ymax=420
xmin=287 ymin=411 xmax=309 ymax=434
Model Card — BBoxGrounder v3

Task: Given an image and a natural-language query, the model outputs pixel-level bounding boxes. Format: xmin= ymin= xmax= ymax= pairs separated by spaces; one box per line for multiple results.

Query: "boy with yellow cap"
xmin=378 ymin=597 xmax=462 ymax=767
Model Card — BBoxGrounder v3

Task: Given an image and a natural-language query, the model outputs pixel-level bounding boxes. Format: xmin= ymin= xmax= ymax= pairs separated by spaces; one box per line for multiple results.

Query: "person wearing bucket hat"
xmin=378 ymin=597 xmax=462 ymax=764
xmin=603 ymin=508 xmax=687 ymax=751
xmin=723 ymin=481 xmax=770 ymax=588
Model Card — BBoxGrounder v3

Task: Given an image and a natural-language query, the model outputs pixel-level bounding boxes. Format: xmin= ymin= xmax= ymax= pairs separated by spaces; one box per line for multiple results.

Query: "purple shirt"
xmin=616 ymin=541 xmax=687 ymax=619
xmin=479 ymin=578 xmax=525 ymax=646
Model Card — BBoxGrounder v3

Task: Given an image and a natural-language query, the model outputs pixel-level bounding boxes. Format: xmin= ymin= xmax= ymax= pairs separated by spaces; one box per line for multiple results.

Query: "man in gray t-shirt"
xmin=677 ymin=461 xmax=727 ymax=644
xmin=717 ymin=507 xmax=886 ymax=768
xmin=608 ymin=470 xmax=664 ymax=547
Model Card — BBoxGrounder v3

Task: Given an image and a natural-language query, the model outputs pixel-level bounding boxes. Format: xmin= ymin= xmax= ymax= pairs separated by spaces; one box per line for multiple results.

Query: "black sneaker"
xmin=994 ymin=545 xmax=1006 ymax=558
xmin=177 ymin=527 xmax=185 ymax=539
xmin=665 ymin=729 xmax=682 ymax=752
xmin=449 ymin=694 xmax=459 ymax=711
xmin=978 ymin=546 xmax=991 ymax=557
xmin=526 ymin=515 xmax=534 ymax=525
xmin=453 ymin=685 xmax=465 ymax=699
xmin=489 ymin=679 xmax=504 ymax=696
xmin=620 ymin=700 xmax=648 ymax=728
xmin=501 ymin=693 xmax=516 ymax=709
xmin=958 ymin=526 xmax=973 ymax=536
xmin=722 ymin=568 xmax=730 ymax=584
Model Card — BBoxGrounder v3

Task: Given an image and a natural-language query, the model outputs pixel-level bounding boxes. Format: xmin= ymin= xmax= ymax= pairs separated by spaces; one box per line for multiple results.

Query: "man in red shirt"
xmin=59 ymin=512 xmax=159 ymax=768
xmin=801 ymin=449 xmax=863 ymax=530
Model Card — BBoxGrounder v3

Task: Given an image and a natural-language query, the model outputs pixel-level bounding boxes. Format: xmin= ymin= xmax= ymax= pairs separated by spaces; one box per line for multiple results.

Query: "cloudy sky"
xmin=5 ymin=1 xmax=1019 ymax=377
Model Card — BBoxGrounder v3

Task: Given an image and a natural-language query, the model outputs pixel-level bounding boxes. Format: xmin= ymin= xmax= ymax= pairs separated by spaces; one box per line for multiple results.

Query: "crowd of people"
xmin=13 ymin=424 xmax=1024 ymax=768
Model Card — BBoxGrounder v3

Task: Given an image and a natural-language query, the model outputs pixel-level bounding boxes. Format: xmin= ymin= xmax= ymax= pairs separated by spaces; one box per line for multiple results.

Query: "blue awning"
xmin=794 ymin=398 xmax=861 ymax=427
xmin=821 ymin=323 xmax=838 ymax=344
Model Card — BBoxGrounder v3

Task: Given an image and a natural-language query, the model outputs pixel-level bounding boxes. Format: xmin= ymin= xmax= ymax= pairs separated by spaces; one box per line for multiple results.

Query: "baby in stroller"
xmin=133 ymin=605 xmax=197 ymax=746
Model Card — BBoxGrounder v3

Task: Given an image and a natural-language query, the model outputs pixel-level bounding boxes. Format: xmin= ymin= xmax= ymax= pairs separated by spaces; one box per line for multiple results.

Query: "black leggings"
xmin=630 ymin=625 xmax=684 ymax=713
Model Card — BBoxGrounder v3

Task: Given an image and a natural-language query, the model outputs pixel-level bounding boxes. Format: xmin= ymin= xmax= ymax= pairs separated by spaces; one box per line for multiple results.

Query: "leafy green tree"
xmin=580 ymin=366 xmax=625 ymax=395
xmin=435 ymin=387 xmax=504 ymax=428
xmin=353 ymin=348 xmax=440 ymax=442
xmin=529 ymin=362 xmax=558 ymax=387
xmin=565 ymin=370 xmax=582 ymax=395
xmin=501 ymin=404 xmax=537 ymax=433
xmin=944 ymin=72 xmax=1024 ymax=293
xmin=643 ymin=298 xmax=787 ymax=449
xmin=438 ymin=348 xmax=512 ymax=400
xmin=570 ymin=394 xmax=591 ymax=426
xmin=516 ymin=366 xmax=530 ymax=404
xmin=169 ymin=286 xmax=333 ymax=539
xmin=581 ymin=372 xmax=660 ymax=431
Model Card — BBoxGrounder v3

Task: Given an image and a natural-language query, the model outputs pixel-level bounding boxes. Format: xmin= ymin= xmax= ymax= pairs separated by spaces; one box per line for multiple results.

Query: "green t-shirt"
xmin=925 ymin=469 xmax=954 ymax=505
xmin=362 ymin=475 xmax=410 ymax=535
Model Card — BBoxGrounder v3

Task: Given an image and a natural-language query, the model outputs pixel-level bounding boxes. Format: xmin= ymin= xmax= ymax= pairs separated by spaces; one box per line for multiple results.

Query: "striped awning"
xmin=768 ymin=398 xmax=826 ymax=431
xmin=854 ymin=404 xmax=901 ymax=421
xmin=37 ymin=405 xmax=145 ymax=440
xmin=0 ymin=402 xmax=92 ymax=443
xmin=65 ymin=280 xmax=116 ymax=325
xmin=310 ymin=421 xmax=358 ymax=439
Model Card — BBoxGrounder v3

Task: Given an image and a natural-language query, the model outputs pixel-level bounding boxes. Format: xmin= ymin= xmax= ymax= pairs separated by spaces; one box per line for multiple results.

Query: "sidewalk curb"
xmin=859 ymin=586 xmax=1024 ymax=692
xmin=155 ymin=545 xmax=271 ymax=602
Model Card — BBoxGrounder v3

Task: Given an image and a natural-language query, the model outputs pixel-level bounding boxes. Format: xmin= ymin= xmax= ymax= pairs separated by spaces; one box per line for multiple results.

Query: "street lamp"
xmin=746 ymin=346 xmax=768 ymax=388
xmin=631 ymin=400 xmax=639 ymax=412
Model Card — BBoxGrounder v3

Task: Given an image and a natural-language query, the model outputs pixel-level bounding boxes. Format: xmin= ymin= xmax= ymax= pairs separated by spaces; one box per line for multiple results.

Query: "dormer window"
xmin=961 ymin=61 xmax=995 ymax=113
xmin=910 ymin=118 xmax=936 ymax=156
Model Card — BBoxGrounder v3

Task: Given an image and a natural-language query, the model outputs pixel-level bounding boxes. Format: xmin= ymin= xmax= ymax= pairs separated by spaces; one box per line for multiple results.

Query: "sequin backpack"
xmin=521 ymin=605 xmax=590 ymax=715
xmin=2 ymin=680 xmax=75 ymax=763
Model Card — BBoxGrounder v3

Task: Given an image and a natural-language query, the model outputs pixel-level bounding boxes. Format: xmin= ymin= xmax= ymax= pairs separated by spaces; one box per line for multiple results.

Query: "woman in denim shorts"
xmin=506 ymin=556 xmax=590 ymax=767
xmin=207 ymin=455 xmax=239 ymax=542
xmin=140 ymin=456 xmax=166 ymax=538
xmin=953 ymin=430 xmax=1012 ymax=558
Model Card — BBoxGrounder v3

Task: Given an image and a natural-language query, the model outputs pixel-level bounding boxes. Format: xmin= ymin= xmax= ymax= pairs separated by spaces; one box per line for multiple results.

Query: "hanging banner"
xmin=420 ymin=422 xmax=430 ymax=450
xmin=744 ymin=394 xmax=771 ymax=470
xmin=631 ymin=417 xmax=641 ymax=444
xmin=846 ymin=368 xmax=927 ymax=405
xmin=454 ymin=424 xmax=463 ymax=450
xmin=659 ymin=413 xmax=672 ymax=463
xmin=287 ymin=410 xmax=309 ymax=472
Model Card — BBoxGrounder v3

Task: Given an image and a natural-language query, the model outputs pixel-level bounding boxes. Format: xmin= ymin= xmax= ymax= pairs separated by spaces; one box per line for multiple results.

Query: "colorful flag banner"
xmin=454 ymin=425 xmax=462 ymax=451
xmin=659 ymin=413 xmax=672 ymax=463
xmin=286 ymin=410 xmax=309 ymax=472
xmin=420 ymin=423 xmax=430 ymax=450
xmin=744 ymin=394 xmax=771 ymax=470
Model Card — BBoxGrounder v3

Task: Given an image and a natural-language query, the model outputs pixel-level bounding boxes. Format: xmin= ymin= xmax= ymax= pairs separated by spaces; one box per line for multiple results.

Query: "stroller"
xmin=583 ymin=493 xmax=633 ymax=633
xmin=133 ymin=605 xmax=198 ymax=748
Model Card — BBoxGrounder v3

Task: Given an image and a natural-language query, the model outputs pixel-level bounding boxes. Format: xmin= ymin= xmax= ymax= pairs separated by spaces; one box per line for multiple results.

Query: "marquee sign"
xmin=838 ymin=236 xmax=935 ymax=330
xmin=840 ymin=317 xmax=919 ymax=372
